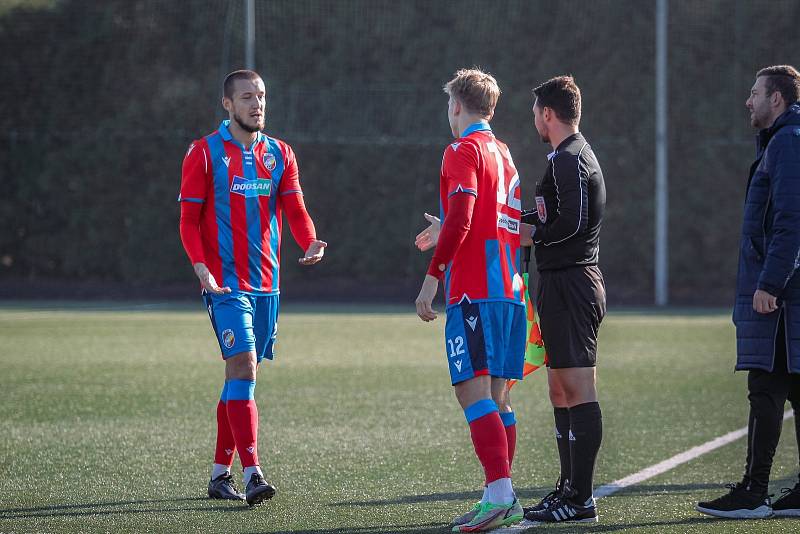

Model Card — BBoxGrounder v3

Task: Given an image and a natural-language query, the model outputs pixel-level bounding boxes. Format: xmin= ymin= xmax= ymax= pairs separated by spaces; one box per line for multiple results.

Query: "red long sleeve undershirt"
xmin=178 ymin=193 xmax=317 ymax=267
xmin=179 ymin=201 xmax=205 ymax=265
xmin=281 ymin=192 xmax=317 ymax=252
xmin=427 ymin=192 xmax=476 ymax=280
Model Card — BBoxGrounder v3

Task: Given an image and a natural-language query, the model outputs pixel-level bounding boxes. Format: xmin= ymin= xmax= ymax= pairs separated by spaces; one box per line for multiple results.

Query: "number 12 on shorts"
xmin=448 ymin=336 xmax=465 ymax=358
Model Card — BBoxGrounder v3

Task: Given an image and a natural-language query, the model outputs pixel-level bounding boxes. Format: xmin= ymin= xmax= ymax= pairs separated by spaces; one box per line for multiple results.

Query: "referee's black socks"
xmin=553 ymin=407 xmax=572 ymax=488
xmin=569 ymin=401 xmax=603 ymax=503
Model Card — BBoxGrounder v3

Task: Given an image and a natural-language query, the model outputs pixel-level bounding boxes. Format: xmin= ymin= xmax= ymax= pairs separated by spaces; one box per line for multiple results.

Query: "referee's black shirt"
xmin=528 ymin=132 xmax=605 ymax=271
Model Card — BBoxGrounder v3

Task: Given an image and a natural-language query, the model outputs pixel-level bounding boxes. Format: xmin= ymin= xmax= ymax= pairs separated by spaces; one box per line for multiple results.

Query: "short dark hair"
xmin=756 ymin=65 xmax=800 ymax=105
xmin=532 ymin=75 xmax=581 ymax=125
xmin=223 ymin=70 xmax=262 ymax=99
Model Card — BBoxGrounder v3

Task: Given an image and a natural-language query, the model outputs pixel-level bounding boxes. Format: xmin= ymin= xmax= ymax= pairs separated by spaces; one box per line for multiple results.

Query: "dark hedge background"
xmin=1 ymin=0 xmax=798 ymax=303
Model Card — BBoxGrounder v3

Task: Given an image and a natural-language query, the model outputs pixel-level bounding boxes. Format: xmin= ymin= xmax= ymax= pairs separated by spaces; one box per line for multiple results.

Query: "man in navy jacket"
xmin=697 ymin=65 xmax=800 ymax=519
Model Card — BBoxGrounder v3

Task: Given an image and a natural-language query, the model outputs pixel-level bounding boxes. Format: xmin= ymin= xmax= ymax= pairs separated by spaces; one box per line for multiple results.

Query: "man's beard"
xmin=233 ymin=112 xmax=263 ymax=133
xmin=536 ymin=123 xmax=549 ymax=144
xmin=751 ymin=112 xmax=769 ymax=130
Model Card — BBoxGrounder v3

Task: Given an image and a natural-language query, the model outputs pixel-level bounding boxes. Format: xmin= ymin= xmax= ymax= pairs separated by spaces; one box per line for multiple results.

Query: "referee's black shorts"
xmin=535 ymin=265 xmax=606 ymax=369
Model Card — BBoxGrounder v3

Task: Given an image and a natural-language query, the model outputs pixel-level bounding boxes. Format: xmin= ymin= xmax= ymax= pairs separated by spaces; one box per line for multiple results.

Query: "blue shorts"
xmin=444 ymin=300 xmax=526 ymax=385
xmin=203 ymin=290 xmax=280 ymax=362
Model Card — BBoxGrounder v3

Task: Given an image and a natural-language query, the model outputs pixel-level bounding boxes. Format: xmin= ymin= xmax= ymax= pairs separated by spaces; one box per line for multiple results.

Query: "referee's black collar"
xmin=554 ymin=132 xmax=584 ymax=154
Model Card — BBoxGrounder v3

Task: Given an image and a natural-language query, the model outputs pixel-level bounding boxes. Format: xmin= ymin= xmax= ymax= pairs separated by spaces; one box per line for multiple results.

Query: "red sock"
xmin=214 ymin=400 xmax=236 ymax=466
xmin=227 ymin=399 xmax=259 ymax=467
xmin=505 ymin=423 xmax=516 ymax=470
xmin=469 ymin=412 xmax=510 ymax=484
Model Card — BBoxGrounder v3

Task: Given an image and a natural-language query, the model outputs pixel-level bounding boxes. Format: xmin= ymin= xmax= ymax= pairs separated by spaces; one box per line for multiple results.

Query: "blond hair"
xmin=443 ymin=68 xmax=500 ymax=117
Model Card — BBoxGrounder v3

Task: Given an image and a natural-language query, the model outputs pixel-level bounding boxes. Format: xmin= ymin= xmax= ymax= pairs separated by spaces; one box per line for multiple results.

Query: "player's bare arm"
xmin=193 ymin=262 xmax=231 ymax=294
xmin=415 ymin=274 xmax=439 ymax=322
xmin=415 ymin=213 xmax=441 ymax=251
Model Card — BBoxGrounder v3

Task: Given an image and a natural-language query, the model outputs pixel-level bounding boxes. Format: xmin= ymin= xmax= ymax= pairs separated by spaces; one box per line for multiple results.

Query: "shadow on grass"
xmin=0 ymin=496 xmax=250 ymax=520
xmin=327 ymin=486 xmax=552 ymax=507
xmin=598 ymin=482 xmax=726 ymax=497
xmin=246 ymin=523 xmax=446 ymax=534
xmin=327 ymin=482 xmax=724 ymax=508
xmin=580 ymin=516 xmax=761 ymax=532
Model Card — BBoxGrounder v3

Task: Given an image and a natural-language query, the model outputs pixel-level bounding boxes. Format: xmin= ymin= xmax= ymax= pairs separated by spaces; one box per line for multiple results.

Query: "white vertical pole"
xmin=245 ymin=0 xmax=255 ymax=70
xmin=655 ymin=0 xmax=669 ymax=306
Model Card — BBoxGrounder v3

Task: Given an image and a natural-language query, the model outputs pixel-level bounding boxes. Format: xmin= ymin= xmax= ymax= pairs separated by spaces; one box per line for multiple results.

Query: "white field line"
xmin=495 ymin=409 xmax=794 ymax=532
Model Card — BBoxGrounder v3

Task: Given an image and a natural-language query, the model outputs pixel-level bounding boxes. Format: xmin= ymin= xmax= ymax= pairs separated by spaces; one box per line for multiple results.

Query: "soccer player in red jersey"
xmin=178 ymin=70 xmax=326 ymax=506
xmin=415 ymin=68 xmax=525 ymax=532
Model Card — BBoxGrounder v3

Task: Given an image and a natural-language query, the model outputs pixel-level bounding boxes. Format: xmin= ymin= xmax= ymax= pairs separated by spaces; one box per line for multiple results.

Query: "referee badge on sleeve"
xmin=535 ymin=196 xmax=547 ymax=223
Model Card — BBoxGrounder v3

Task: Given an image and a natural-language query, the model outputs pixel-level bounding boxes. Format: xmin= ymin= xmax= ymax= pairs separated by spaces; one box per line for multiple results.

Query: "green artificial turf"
xmin=1 ymin=304 xmax=798 ymax=533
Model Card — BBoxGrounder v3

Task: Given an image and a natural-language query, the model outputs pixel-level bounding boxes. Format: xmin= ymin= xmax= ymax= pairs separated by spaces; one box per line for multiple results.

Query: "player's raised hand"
xmin=415 ymin=274 xmax=439 ymax=322
xmin=299 ymin=239 xmax=327 ymax=265
xmin=414 ymin=213 xmax=441 ymax=252
xmin=193 ymin=262 xmax=231 ymax=294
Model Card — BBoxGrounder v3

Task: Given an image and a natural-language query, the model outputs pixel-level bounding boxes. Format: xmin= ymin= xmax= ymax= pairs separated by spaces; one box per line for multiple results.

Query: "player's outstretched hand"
xmin=414 ymin=213 xmax=440 ymax=252
xmin=299 ymin=239 xmax=327 ymax=265
xmin=193 ymin=262 xmax=231 ymax=294
xmin=415 ymin=274 xmax=439 ymax=322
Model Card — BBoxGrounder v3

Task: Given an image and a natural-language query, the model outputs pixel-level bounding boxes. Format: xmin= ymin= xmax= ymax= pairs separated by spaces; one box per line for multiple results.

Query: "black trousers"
xmin=744 ymin=310 xmax=800 ymax=491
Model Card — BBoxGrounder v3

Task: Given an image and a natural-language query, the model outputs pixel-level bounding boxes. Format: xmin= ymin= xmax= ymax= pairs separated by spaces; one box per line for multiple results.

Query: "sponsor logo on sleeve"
xmin=497 ymin=212 xmax=520 ymax=234
xmin=230 ymin=175 xmax=272 ymax=198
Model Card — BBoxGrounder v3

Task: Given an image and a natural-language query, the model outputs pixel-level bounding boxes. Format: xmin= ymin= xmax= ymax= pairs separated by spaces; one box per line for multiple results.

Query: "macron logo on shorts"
xmin=466 ymin=316 xmax=478 ymax=331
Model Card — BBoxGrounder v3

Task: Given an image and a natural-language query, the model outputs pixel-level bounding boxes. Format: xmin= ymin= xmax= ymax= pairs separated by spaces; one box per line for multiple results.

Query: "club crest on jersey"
xmin=535 ymin=196 xmax=547 ymax=223
xmin=221 ymin=329 xmax=235 ymax=349
xmin=263 ymin=152 xmax=277 ymax=171
xmin=230 ymin=175 xmax=271 ymax=198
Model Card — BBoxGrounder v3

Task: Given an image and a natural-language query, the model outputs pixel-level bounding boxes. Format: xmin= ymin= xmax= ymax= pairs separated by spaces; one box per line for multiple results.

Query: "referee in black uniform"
xmin=520 ymin=75 xmax=606 ymax=524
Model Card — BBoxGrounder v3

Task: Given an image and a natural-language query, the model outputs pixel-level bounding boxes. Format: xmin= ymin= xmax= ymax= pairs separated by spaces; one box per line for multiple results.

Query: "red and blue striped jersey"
xmin=439 ymin=122 xmax=524 ymax=307
xmin=179 ymin=120 xmax=306 ymax=295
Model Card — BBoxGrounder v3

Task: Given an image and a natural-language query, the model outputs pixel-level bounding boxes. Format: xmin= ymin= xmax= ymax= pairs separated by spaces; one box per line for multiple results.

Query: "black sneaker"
xmin=208 ymin=473 xmax=245 ymax=501
xmin=525 ymin=485 xmax=598 ymax=524
xmin=245 ymin=472 xmax=276 ymax=506
xmin=696 ymin=482 xmax=772 ymax=519
xmin=523 ymin=478 xmax=563 ymax=516
xmin=772 ymin=482 xmax=800 ymax=517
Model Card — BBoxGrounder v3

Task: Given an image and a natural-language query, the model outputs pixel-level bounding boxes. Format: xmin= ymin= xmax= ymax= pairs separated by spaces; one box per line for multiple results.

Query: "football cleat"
xmin=523 ymin=478 xmax=563 ymax=516
xmin=207 ymin=472 xmax=244 ymax=501
xmin=451 ymin=501 xmax=481 ymax=526
xmin=452 ymin=498 xmax=523 ymax=532
xmin=245 ymin=472 xmax=276 ymax=506
xmin=525 ymin=487 xmax=598 ymax=524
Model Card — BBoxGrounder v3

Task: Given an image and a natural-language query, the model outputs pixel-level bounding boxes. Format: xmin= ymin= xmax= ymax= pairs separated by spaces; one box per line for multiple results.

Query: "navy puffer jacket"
xmin=734 ymin=103 xmax=800 ymax=373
